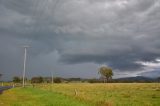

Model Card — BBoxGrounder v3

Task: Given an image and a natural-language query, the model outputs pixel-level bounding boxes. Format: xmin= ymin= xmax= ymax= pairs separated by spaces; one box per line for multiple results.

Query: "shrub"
xmin=88 ymin=78 xmax=101 ymax=83
xmin=13 ymin=76 xmax=21 ymax=83
xmin=31 ymin=76 xmax=43 ymax=83
xmin=54 ymin=77 xmax=62 ymax=83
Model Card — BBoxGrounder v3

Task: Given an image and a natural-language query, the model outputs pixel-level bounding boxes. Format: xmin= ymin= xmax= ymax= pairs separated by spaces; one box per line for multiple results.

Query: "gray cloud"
xmin=0 ymin=0 xmax=160 ymax=80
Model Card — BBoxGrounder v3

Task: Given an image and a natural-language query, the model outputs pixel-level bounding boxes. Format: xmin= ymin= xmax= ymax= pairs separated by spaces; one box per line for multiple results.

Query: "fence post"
xmin=74 ymin=89 xmax=78 ymax=96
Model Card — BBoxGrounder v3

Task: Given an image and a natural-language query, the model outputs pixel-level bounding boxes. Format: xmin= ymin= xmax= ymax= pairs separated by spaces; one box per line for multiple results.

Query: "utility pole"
xmin=22 ymin=46 xmax=29 ymax=87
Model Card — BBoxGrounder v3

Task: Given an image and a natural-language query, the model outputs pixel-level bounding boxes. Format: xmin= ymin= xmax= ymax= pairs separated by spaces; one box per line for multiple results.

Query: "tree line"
xmin=11 ymin=66 xmax=113 ymax=83
xmin=1 ymin=66 xmax=160 ymax=83
xmin=12 ymin=76 xmax=62 ymax=83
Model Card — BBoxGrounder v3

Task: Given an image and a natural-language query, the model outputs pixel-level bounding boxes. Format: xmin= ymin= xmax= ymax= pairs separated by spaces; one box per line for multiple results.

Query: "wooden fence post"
xmin=74 ymin=89 xmax=78 ymax=96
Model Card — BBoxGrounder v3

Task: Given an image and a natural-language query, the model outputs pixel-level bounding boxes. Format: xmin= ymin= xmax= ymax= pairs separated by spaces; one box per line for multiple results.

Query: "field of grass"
xmin=0 ymin=83 xmax=160 ymax=106
xmin=37 ymin=83 xmax=160 ymax=106
xmin=0 ymin=87 xmax=88 ymax=106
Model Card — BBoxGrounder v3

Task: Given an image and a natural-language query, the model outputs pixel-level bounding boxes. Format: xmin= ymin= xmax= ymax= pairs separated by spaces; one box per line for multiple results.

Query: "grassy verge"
xmin=0 ymin=87 xmax=90 ymax=106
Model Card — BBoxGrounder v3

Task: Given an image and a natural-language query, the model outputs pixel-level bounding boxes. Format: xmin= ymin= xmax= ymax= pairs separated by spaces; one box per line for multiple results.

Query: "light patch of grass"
xmin=0 ymin=87 xmax=89 ymax=106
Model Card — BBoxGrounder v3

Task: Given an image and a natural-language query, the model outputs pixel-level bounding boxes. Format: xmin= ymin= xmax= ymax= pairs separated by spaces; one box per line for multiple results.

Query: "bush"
xmin=54 ymin=77 xmax=62 ymax=83
xmin=88 ymin=78 xmax=101 ymax=83
xmin=13 ymin=76 xmax=21 ymax=83
xmin=31 ymin=76 xmax=43 ymax=83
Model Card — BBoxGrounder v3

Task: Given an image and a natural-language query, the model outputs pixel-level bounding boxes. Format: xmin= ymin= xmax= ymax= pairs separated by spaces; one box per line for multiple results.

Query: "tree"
xmin=88 ymin=78 xmax=101 ymax=83
xmin=157 ymin=77 xmax=160 ymax=83
xmin=98 ymin=66 xmax=113 ymax=83
xmin=31 ymin=76 xmax=43 ymax=83
xmin=0 ymin=74 xmax=2 ymax=79
xmin=0 ymin=74 xmax=2 ymax=82
xmin=53 ymin=77 xmax=62 ymax=83
xmin=13 ymin=76 xmax=21 ymax=83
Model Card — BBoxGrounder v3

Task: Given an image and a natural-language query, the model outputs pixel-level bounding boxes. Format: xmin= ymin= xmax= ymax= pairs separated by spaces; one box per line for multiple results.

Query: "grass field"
xmin=0 ymin=87 xmax=88 ymax=106
xmin=0 ymin=83 xmax=160 ymax=106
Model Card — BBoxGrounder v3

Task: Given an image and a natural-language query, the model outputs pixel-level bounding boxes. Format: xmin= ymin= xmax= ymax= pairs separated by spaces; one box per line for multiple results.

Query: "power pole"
xmin=22 ymin=46 xmax=29 ymax=87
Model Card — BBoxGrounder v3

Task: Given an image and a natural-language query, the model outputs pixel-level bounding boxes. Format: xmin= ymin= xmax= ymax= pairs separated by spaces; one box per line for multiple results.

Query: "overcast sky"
xmin=0 ymin=0 xmax=160 ymax=80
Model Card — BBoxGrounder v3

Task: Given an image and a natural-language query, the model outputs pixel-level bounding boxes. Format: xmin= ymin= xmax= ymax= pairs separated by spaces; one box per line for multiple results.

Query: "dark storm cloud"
xmin=0 ymin=0 xmax=160 ymax=80
xmin=58 ymin=0 xmax=160 ymax=69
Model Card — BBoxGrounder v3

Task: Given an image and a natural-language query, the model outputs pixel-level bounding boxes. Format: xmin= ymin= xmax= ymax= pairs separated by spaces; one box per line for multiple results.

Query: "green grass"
xmin=38 ymin=83 xmax=160 ymax=106
xmin=0 ymin=87 xmax=89 ymax=106
xmin=0 ymin=83 xmax=160 ymax=106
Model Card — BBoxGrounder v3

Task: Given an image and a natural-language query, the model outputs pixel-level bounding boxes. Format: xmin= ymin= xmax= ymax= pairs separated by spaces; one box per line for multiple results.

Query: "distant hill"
xmin=114 ymin=76 xmax=157 ymax=82
xmin=33 ymin=76 xmax=160 ymax=83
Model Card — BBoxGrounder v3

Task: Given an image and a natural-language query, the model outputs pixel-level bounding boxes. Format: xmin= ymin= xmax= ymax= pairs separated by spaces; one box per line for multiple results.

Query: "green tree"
xmin=98 ymin=66 xmax=113 ymax=83
xmin=0 ymin=74 xmax=2 ymax=78
xmin=0 ymin=74 xmax=2 ymax=82
xmin=31 ymin=76 xmax=43 ymax=83
xmin=13 ymin=76 xmax=21 ymax=83
xmin=157 ymin=77 xmax=160 ymax=83
xmin=53 ymin=77 xmax=62 ymax=83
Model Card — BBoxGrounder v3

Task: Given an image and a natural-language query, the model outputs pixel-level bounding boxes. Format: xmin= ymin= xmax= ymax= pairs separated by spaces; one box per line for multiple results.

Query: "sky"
xmin=0 ymin=0 xmax=160 ymax=80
